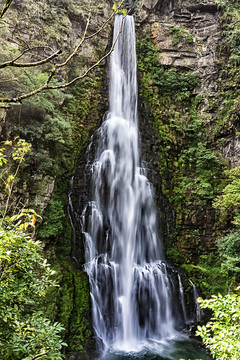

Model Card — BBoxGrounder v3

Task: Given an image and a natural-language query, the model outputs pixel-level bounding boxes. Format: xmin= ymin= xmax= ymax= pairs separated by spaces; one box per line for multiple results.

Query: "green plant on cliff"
xmin=137 ymin=33 xmax=231 ymax=298
xmin=213 ymin=167 xmax=240 ymax=227
xmin=137 ymin=35 xmax=221 ymax=209
xmin=13 ymin=76 xmax=74 ymax=179
xmin=215 ymin=0 xmax=240 ymax=66
xmin=212 ymin=168 xmax=240 ymax=281
xmin=38 ymin=200 xmax=66 ymax=240
xmin=217 ymin=231 xmax=240 ymax=277
xmin=213 ymin=0 xmax=240 ymax=136
xmin=170 ymin=25 xmax=194 ymax=46
xmin=0 ymin=141 xmax=66 ymax=359
xmin=196 ymin=288 xmax=240 ymax=360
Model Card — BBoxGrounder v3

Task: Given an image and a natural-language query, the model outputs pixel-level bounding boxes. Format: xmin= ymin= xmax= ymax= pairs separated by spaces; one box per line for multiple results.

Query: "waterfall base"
xmin=100 ymin=335 xmax=213 ymax=360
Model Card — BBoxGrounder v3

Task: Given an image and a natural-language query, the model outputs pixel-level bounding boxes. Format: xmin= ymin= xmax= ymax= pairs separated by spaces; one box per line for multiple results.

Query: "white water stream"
xmin=81 ymin=15 xmax=190 ymax=354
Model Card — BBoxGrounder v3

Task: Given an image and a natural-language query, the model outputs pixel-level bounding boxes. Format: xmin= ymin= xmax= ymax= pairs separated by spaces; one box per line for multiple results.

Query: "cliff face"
xmin=136 ymin=0 xmax=239 ymax=162
xmin=138 ymin=0 xmax=220 ymax=87
xmin=0 ymin=0 xmax=112 ymax=213
xmin=135 ymin=0 xmax=240 ymax=295
xmin=0 ymin=0 xmax=239 ymax=357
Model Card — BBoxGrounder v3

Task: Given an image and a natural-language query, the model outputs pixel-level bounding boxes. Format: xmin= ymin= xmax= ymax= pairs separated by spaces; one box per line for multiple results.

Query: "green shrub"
xmin=38 ymin=200 xmax=66 ymax=239
xmin=196 ymin=289 xmax=240 ymax=360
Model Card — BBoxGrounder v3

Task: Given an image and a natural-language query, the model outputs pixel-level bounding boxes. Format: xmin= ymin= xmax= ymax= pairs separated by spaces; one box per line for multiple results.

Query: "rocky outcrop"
xmin=134 ymin=0 xmax=239 ymax=295
xmin=136 ymin=0 xmax=221 ymax=92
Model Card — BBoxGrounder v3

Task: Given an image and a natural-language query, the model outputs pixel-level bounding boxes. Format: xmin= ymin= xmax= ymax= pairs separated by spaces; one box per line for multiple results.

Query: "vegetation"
xmin=136 ymin=0 xmax=240 ymax=297
xmin=137 ymin=1 xmax=240 ymax=358
xmin=215 ymin=0 xmax=240 ymax=66
xmin=196 ymin=288 xmax=240 ymax=360
xmin=137 ymin=35 xmax=223 ymax=285
xmin=0 ymin=226 xmax=66 ymax=360
xmin=0 ymin=0 xmax=123 ymax=108
xmin=170 ymin=26 xmax=194 ymax=46
xmin=0 ymin=1 xmax=110 ymax=356
xmin=213 ymin=168 xmax=240 ymax=227
xmin=211 ymin=168 xmax=240 ymax=286
xmin=0 ymin=140 xmax=66 ymax=360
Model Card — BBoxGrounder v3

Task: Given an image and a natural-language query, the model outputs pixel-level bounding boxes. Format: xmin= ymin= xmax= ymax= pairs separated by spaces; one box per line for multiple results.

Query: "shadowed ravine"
xmin=80 ymin=15 xmax=212 ymax=359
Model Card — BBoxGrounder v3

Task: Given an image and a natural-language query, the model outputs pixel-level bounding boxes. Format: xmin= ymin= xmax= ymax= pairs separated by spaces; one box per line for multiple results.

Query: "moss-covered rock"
xmin=135 ymin=0 xmax=239 ymax=297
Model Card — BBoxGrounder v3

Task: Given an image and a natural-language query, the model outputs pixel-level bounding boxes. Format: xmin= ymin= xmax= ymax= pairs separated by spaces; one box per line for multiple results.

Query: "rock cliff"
xmin=135 ymin=0 xmax=240 ymax=295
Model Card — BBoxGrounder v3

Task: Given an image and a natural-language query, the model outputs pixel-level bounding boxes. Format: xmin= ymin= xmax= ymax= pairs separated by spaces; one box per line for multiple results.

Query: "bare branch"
xmin=0 ymin=2 xmax=130 ymax=107
xmin=85 ymin=2 xmax=123 ymax=40
xmin=0 ymin=84 xmax=49 ymax=105
xmin=0 ymin=259 xmax=22 ymax=282
xmin=0 ymin=49 xmax=30 ymax=64
xmin=0 ymin=50 xmax=62 ymax=69
xmin=30 ymin=352 xmax=49 ymax=360
xmin=55 ymin=14 xmax=91 ymax=69
xmin=0 ymin=0 xmax=12 ymax=19
xmin=44 ymin=14 xmax=91 ymax=86
xmin=48 ymin=15 xmax=126 ymax=90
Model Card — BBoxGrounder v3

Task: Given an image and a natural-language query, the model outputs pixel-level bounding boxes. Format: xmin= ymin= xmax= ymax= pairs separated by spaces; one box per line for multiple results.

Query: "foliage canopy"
xmin=0 ymin=140 xmax=66 ymax=359
xmin=196 ymin=289 xmax=240 ymax=360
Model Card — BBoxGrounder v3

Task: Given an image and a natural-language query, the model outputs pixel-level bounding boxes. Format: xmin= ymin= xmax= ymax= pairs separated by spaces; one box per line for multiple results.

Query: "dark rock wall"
xmin=134 ymin=0 xmax=239 ymax=295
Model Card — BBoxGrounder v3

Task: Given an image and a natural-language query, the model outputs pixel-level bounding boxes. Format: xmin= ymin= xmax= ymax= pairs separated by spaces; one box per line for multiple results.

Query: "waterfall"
xmin=81 ymin=15 xmax=185 ymax=353
xmin=178 ymin=274 xmax=187 ymax=323
xmin=190 ymin=280 xmax=203 ymax=323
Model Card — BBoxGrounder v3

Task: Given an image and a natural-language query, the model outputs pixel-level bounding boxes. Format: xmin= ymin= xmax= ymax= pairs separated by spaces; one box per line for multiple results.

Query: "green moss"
xmin=68 ymin=271 xmax=92 ymax=350
xmin=44 ymin=252 xmax=93 ymax=355
xmin=182 ymin=254 xmax=228 ymax=297
xmin=170 ymin=25 xmax=194 ymax=45
xmin=213 ymin=0 xmax=240 ymax=137
xmin=137 ymin=33 xmax=232 ymax=297
xmin=38 ymin=200 xmax=66 ymax=240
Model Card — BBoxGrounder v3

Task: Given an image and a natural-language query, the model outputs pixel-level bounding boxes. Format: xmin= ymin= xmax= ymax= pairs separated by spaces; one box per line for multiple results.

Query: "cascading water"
xmin=81 ymin=15 xmax=184 ymax=353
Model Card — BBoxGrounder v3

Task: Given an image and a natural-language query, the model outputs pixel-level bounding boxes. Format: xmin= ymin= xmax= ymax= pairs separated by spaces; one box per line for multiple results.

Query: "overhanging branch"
xmin=0 ymin=50 xmax=62 ymax=69
xmin=0 ymin=2 xmax=130 ymax=107
xmin=0 ymin=0 xmax=12 ymax=18
xmin=30 ymin=352 xmax=49 ymax=360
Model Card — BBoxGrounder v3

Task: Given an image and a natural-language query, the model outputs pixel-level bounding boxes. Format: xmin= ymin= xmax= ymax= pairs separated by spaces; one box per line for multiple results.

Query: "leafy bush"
xmin=0 ymin=226 xmax=66 ymax=360
xmin=196 ymin=289 xmax=240 ymax=360
xmin=170 ymin=25 xmax=194 ymax=45
xmin=213 ymin=167 xmax=240 ymax=226
xmin=152 ymin=67 xmax=197 ymax=97
xmin=38 ymin=200 xmax=66 ymax=239
xmin=0 ymin=139 xmax=66 ymax=359
xmin=217 ymin=230 xmax=240 ymax=274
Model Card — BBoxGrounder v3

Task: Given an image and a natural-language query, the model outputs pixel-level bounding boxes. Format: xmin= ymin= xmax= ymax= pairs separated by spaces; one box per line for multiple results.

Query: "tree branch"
xmin=55 ymin=14 xmax=91 ymax=69
xmin=0 ymin=0 xmax=12 ymax=19
xmin=0 ymin=50 xmax=62 ymax=69
xmin=85 ymin=2 xmax=122 ymax=41
xmin=30 ymin=352 xmax=49 ymax=360
xmin=0 ymin=2 xmax=129 ymax=107
xmin=0 ymin=259 xmax=22 ymax=282
xmin=48 ymin=15 xmax=125 ymax=90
